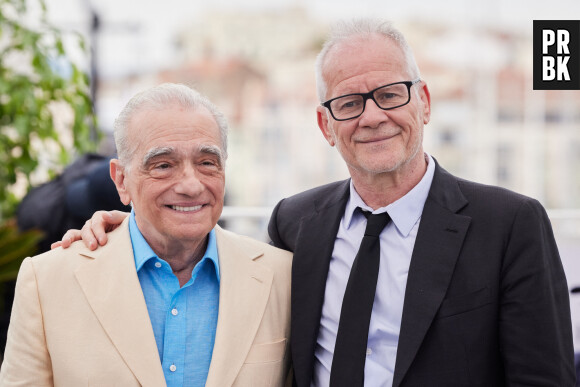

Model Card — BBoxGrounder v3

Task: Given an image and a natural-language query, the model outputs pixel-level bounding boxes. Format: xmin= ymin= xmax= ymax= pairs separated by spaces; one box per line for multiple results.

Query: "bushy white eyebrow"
xmin=198 ymin=144 xmax=225 ymax=167
xmin=142 ymin=146 xmax=175 ymax=167
xmin=141 ymin=144 xmax=225 ymax=168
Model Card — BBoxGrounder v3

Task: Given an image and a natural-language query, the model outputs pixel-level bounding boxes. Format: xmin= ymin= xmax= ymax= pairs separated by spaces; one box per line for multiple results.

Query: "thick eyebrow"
xmin=198 ymin=144 xmax=225 ymax=167
xmin=141 ymin=145 xmax=225 ymax=168
xmin=142 ymin=146 xmax=176 ymax=168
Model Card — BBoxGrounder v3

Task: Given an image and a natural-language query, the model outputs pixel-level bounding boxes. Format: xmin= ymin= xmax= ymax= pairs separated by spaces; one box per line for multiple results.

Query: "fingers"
xmin=80 ymin=219 xmax=100 ymax=250
xmin=106 ymin=210 xmax=130 ymax=226
xmin=53 ymin=229 xmax=82 ymax=250
xmin=50 ymin=210 xmax=130 ymax=251
xmin=84 ymin=211 xmax=109 ymax=249
xmin=50 ymin=241 xmax=63 ymax=250
xmin=88 ymin=210 xmax=129 ymax=247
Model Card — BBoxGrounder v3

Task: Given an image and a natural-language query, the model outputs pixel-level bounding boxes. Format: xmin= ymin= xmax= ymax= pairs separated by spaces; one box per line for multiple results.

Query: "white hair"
xmin=315 ymin=18 xmax=421 ymax=102
xmin=113 ymin=83 xmax=228 ymax=169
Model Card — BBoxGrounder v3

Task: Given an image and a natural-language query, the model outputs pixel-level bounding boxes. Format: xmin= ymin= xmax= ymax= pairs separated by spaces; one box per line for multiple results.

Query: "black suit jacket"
xmin=268 ymin=162 xmax=575 ymax=387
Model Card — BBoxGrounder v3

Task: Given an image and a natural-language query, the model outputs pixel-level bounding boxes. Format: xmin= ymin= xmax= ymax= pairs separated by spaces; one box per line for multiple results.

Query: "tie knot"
xmin=361 ymin=210 xmax=391 ymax=237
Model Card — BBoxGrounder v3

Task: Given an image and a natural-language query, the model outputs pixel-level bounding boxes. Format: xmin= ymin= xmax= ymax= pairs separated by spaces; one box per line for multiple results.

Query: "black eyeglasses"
xmin=321 ymin=79 xmax=421 ymax=121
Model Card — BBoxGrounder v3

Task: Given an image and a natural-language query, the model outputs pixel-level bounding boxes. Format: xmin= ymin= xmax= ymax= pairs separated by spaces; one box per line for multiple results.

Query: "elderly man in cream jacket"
xmin=0 ymin=83 xmax=292 ymax=387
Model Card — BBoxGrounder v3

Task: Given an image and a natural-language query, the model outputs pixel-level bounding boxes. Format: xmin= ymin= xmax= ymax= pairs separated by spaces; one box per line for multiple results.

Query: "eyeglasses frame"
xmin=321 ymin=78 xmax=421 ymax=121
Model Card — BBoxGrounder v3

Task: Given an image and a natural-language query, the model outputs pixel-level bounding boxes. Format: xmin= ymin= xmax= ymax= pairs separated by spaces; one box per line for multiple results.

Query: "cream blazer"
xmin=0 ymin=219 xmax=292 ymax=387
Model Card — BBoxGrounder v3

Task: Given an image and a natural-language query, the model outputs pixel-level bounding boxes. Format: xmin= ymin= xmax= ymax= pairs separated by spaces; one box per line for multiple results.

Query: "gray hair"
xmin=315 ymin=18 xmax=420 ymax=102
xmin=113 ymin=83 xmax=228 ymax=169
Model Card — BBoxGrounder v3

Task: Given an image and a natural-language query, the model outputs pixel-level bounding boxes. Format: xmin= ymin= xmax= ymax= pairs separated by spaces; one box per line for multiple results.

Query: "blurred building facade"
xmin=97 ymin=10 xmax=580 ymax=236
xmin=98 ymin=10 xmax=580 ymax=204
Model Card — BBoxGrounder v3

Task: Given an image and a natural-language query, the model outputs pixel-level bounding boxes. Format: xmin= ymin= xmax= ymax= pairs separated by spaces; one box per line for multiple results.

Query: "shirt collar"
xmin=345 ymin=153 xmax=436 ymax=237
xmin=128 ymin=210 xmax=220 ymax=280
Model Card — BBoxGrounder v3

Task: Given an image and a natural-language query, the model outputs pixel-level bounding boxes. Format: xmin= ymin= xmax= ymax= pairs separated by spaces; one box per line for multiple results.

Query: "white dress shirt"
xmin=311 ymin=154 xmax=435 ymax=387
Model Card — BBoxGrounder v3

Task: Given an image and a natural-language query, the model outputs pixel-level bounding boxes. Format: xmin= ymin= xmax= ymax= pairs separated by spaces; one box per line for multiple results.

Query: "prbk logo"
xmin=533 ymin=20 xmax=580 ymax=90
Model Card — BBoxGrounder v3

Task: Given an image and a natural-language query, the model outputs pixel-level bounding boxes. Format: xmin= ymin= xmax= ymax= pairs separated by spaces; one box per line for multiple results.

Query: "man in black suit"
xmin=55 ymin=18 xmax=574 ymax=387
xmin=267 ymin=18 xmax=574 ymax=386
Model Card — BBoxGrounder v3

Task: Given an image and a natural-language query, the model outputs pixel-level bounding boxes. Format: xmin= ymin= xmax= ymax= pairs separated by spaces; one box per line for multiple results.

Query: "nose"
xmin=173 ymin=164 xmax=204 ymax=197
xmin=358 ymin=98 xmax=388 ymax=128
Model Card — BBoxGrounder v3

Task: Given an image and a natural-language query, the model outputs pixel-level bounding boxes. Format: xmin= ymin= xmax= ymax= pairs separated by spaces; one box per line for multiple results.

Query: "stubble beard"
xmin=334 ymin=125 xmax=424 ymax=177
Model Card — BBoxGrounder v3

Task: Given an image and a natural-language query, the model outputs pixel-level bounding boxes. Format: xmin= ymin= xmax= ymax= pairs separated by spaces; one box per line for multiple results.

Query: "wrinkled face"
xmin=111 ymin=104 xmax=225 ymax=246
xmin=317 ymin=34 xmax=431 ymax=179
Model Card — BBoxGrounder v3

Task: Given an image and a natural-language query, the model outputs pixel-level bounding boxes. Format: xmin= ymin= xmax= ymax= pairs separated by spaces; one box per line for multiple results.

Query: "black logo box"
xmin=533 ymin=20 xmax=580 ymax=90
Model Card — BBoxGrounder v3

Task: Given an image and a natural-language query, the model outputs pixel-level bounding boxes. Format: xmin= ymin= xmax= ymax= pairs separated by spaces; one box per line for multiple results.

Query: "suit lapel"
xmin=74 ymin=219 xmax=166 ymax=387
xmin=291 ymin=180 xmax=350 ymax=387
xmin=392 ymin=163 xmax=471 ymax=387
xmin=205 ymin=226 xmax=274 ymax=387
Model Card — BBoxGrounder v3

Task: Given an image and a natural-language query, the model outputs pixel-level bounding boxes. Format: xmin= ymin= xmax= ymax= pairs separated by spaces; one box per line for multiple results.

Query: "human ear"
xmin=419 ymin=82 xmax=431 ymax=125
xmin=317 ymin=106 xmax=336 ymax=147
xmin=110 ymin=159 xmax=131 ymax=206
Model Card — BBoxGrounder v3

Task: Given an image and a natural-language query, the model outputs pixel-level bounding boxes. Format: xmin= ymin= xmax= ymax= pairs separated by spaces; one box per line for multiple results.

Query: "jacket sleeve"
xmin=0 ymin=258 xmax=53 ymax=387
xmin=500 ymin=199 xmax=575 ymax=386
xmin=268 ymin=199 xmax=290 ymax=251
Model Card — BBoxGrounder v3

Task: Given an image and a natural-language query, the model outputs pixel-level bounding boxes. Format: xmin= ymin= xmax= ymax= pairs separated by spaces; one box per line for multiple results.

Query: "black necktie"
xmin=329 ymin=210 xmax=391 ymax=387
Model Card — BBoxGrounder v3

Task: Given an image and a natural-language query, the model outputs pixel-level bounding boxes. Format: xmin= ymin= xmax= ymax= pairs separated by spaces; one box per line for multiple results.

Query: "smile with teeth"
xmin=170 ymin=205 xmax=203 ymax=212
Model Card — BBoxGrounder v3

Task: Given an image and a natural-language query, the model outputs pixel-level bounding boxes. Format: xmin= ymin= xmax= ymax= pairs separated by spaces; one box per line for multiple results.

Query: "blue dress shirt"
xmin=129 ymin=211 xmax=220 ymax=387
xmin=312 ymin=153 xmax=436 ymax=387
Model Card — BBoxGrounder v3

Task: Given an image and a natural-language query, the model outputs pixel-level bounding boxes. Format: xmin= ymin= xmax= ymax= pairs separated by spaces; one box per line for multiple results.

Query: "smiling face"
xmin=111 ymin=104 xmax=225 ymax=249
xmin=317 ymin=34 xmax=431 ymax=182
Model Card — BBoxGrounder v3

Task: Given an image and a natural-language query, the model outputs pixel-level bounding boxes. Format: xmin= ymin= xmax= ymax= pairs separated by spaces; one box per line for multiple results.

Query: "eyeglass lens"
xmin=330 ymin=83 xmax=410 ymax=120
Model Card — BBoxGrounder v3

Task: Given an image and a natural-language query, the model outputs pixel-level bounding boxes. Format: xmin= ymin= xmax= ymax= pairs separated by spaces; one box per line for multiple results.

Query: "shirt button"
xmin=155 ymin=262 xmax=162 ymax=268
xmin=171 ymin=308 xmax=178 ymax=316
xmin=169 ymin=364 xmax=177 ymax=372
xmin=366 ymin=348 xmax=372 ymax=356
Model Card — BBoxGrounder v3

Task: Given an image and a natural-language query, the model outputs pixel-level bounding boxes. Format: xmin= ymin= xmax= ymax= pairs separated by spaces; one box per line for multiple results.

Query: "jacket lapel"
xmin=291 ymin=180 xmax=350 ymax=387
xmin=392 ymin=163 xmax=471 ymax=387
xmin=74 ymin=219 xmax=166 ymax=387
xmin=205 ymin=226 xmax=274 ymax=387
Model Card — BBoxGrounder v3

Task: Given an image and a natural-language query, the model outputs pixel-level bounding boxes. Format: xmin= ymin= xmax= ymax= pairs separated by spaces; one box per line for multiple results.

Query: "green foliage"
xmin=0 ymin=0 xmax=98 ymax=321
xmin=0 ymin=0 xmax=98 ymax=220
xmin=0 ymin=219 xmax=41 ymax=283
xmin=0 ymin=218 xmax=42 ymax=316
